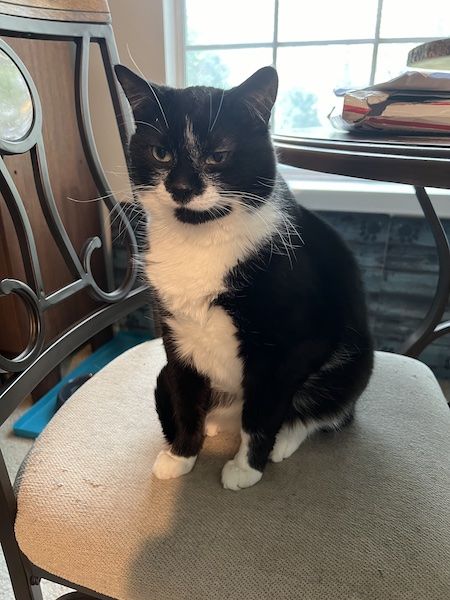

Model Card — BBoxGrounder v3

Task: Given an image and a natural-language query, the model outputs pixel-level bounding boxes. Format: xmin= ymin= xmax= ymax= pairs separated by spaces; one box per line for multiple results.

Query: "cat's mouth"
xmin=174 ymin=205 xmax=232 ymax=225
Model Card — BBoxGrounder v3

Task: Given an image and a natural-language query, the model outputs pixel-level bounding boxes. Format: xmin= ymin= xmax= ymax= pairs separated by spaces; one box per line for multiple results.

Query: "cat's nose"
xmin=171 ymin=185 xmax=194 ymax=205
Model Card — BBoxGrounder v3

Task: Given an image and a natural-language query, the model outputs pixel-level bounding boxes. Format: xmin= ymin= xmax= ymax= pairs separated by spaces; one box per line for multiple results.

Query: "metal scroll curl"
xmin=82 ymin=228 xmax=135 ymax=303
xmin=0 ymin=279 xmax=45 ymax=373
xmin=75 ymin=35 xmax=139 ymax=303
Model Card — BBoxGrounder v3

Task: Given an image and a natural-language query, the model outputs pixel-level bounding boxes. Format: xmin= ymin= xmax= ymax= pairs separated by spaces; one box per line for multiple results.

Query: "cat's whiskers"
xmin=109 ymin=203 xmax=141 ymax=239
xmin=257 ymin=176 xmax=277 ymax=183
xmin=217 ymin=195 xmax=285 ymax=258
xmin=218 ymin=191 xmax=302 ymax=269
xmin=255 ymin=179 xmax=276 ymax=190
xmin=208 ymin=91 xmax=213 ymax=133
xmin=139 ymin=184 xmax=300 ymax=267
xmin=134 ymin=120 xmax=164 ymax=135
xmin=209 ymin=90 xmax=225 ymax=132
xmin=66 ymin=188 xmax=133 ymax=204
xmin=69 ymin=184 xmax=150 ymax=253
xmin=109 ymin=201 xmax=143 ymax=229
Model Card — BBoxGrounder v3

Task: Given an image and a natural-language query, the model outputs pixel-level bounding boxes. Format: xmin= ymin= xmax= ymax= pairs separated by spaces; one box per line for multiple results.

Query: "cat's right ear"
xmin=114 ymin=64 xmax=159 ymax=119
xmin=232 ymin=66 xmax=278 ymax=125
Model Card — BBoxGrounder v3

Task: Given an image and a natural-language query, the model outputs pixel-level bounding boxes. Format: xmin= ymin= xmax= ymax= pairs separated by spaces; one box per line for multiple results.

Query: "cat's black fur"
xmin=115 ymin=64 xmax=374 ymax=485
xmin=219 ymin=195 xmax=373 ymax=469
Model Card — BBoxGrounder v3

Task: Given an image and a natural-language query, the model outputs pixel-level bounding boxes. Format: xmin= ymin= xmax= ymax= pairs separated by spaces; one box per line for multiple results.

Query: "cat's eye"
xmin=151 ymin=146 xmax=172 ymax=163
xmin=206 ymin=151 xmax=229 ymax=165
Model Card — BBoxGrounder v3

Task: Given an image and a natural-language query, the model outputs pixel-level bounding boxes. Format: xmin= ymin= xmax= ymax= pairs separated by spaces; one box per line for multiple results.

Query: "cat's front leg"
xmin=221 ymin=431 xmax=264 ymax=490
xmin=222 ymin=377 xmax=288 ymax=491
xmin=153 ymin=359 xmax=211 ymax=480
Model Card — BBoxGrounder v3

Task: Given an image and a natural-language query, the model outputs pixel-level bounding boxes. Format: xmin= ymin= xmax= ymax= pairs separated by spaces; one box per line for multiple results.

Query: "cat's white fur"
xmin=205 ymin=399 xmax=242 ymax=436
xmin=184 ymin=117 xmax=199 ymax=158
xmin=222 ymin=431 xmax=263 ymax=490
xmin=152 ymin=448 xmax=196 ymax=479
xmin=269 ymin=412 xmax=353 ymax=464
xmin=142 ymin=181 xmax=283 ymax=485
xmin=270 ymin=420 xmax=310 ymax=463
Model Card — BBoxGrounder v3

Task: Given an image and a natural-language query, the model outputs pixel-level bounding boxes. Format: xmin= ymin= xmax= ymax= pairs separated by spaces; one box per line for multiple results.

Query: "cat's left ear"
xmin=232 ymin=66 xmax=278 ymax=124
xmin=114 ymin=64 xmax=163 ymax=120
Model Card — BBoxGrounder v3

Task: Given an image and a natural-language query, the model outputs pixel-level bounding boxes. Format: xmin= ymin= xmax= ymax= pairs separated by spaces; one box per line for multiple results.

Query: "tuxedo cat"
xmin=115 ymin=64 xmax=373 ymax=490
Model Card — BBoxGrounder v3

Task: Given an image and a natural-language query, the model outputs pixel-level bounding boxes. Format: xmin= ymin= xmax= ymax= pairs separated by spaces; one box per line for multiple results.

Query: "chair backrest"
xmin=0 ymin=6 xmax=149 ymax=596
xmin=0 ymin=1 xmax=149 ymax=422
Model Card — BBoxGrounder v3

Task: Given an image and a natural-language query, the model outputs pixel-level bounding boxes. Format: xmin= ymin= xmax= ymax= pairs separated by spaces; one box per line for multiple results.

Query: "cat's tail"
xmin=292 ymin=338 xmax=374 ymax=429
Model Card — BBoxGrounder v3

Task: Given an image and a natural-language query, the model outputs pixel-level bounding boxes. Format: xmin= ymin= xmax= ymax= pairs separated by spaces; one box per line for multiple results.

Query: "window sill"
xmin=280 ymin=166 xmax=450 ymax=218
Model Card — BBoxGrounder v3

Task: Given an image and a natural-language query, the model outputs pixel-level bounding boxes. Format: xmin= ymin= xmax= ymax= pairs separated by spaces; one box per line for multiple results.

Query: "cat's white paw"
xmin=205 ymin=422 xmax=220 ymax=437
xmin=221 ymin=459 xmax=262 ymax=491
xmin=270 ymin=422 xmax=308 ymax=463
xmin=152 ymin=450 xmax=196 ymax=480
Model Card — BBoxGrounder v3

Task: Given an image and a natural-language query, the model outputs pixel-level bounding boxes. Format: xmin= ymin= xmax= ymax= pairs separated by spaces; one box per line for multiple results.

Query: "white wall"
xmin=109 ymin=0 xmax=166 ymax=84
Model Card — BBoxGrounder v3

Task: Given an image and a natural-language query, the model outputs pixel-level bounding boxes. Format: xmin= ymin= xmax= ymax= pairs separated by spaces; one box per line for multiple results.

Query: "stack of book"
xmin=331 ymin=39 xmax=450 ymax=134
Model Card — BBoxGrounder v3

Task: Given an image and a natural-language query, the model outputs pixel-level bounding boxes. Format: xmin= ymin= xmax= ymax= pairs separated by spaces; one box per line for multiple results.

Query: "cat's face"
xmin=115 ymin=65 xmax=278 ymax=226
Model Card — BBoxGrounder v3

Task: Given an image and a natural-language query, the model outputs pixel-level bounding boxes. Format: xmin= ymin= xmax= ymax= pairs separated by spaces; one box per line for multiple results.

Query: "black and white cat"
xmin=115 ymin=64 xmax=374 ymax=491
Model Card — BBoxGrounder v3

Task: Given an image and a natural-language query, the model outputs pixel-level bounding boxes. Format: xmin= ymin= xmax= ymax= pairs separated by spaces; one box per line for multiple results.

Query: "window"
xmin=182 ymin=0 xmax=450 ymax=135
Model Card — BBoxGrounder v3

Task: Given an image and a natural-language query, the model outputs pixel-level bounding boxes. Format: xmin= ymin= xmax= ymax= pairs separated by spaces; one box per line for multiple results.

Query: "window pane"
xmin=375 ymin=43 xmax=418 ymax=83
xmin=274 ymin=45 xmax=373 ymax=134
xmin=186 ymin=48 xmax=273 ymax=88
xmin=380 ymin=0 xmax=450 ymax=38
xmin=185 ymin=0 xmax=275 ymax=46
xmin=278 ymin=0 xmax=379 ymax=42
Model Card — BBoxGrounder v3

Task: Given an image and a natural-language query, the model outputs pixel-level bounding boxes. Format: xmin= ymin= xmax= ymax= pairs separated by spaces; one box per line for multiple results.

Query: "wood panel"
xmin=0 ymin=36 xmax=108 ymax=382
xmin=0 ymin=0 xmax=110 ymax=23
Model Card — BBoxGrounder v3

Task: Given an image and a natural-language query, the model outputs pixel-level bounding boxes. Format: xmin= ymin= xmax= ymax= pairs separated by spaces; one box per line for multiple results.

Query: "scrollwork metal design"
xmin=74 ymin=35 xmax=138 ymax=302
xmin=30 ymin=142 xmax=88 ymax=281
xmin=0 ymin=35 xmax=142 ymax=373
xmin=0 ymin=278 xmax=44 ymax=373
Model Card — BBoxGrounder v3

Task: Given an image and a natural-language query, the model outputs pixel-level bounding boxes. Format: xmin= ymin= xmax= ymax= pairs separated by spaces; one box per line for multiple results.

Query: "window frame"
xmin=162 ymin=0 xmax=450 ymax=216
xmin=180 ymin=0 xmax=443 ymax=91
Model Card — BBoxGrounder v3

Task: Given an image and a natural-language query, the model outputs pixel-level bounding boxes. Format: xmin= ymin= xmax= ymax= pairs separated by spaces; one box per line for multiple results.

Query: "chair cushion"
xmin=15 ymin=340 xmax=450 ymax=600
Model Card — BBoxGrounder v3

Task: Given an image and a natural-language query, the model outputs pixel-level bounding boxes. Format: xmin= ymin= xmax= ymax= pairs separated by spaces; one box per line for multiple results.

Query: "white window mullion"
xmin=272 ymin=0 xmax=279 ymax=67
xmin=271 ymin=0 xmax=280 ymax=133
xmin=369 ymin=0 xmax=384 ymax=85
xmin=163 ymin=0 xmax=186 ymax=87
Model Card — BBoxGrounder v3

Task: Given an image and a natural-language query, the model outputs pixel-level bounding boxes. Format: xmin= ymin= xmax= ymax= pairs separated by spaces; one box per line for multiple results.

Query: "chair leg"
xmin=1 ymin=543 xmax=43 ymax=600
xmin=0 ymin=454 xmax=43 ymax=600
xmin=1 ymin=530 xmax=43 ymax=600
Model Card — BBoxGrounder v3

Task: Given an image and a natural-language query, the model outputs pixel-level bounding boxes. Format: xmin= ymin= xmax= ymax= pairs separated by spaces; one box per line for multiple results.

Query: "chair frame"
xmin=0 ymin=10 xmax=149 ymax=600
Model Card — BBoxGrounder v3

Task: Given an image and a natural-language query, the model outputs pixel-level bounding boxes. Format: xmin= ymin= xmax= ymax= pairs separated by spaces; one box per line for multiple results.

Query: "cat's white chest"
xmin=146 ymin=222 xmax=244 ymax=394
xmin=166 ymin=306 xmax=243 ymax=394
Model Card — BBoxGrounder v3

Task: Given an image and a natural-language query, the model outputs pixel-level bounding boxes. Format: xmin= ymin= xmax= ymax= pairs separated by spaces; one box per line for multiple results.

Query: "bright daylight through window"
xmin=183 ymin=0 xmax=450 ymax=136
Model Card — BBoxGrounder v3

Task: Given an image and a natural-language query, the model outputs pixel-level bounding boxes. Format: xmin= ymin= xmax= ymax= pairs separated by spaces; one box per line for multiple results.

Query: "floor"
xmin=1 ymin=379 xmax=449 ymax=600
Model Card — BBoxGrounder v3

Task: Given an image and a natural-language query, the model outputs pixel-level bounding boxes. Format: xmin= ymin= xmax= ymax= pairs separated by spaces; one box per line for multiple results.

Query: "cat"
xmin=115 ymin=64 xmax=374 ymax=491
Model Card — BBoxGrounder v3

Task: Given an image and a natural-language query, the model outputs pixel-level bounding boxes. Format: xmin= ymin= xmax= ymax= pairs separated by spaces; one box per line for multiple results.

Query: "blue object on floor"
xmin=13 ymin=330 xmax=152 ymax=439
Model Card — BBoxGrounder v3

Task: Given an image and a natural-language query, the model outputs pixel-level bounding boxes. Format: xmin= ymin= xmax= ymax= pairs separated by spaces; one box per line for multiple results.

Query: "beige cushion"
xmin=15 ymin=340 xmax=450 ymax=600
